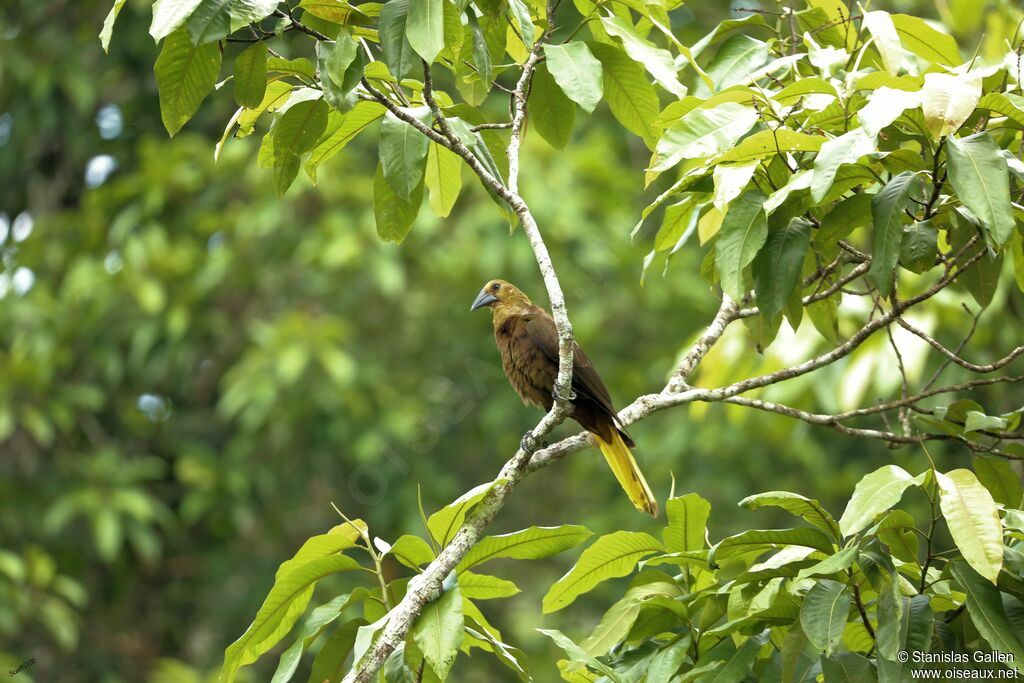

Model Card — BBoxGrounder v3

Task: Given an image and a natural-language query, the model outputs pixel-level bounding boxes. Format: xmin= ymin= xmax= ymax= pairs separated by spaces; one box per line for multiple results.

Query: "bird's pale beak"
xmin=471 ymin=290 xmax=498 ymax=311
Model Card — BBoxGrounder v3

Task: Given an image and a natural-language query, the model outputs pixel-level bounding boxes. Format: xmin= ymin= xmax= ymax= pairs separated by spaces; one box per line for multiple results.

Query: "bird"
xmin=471 ymin=279 xmax=658 ymax=516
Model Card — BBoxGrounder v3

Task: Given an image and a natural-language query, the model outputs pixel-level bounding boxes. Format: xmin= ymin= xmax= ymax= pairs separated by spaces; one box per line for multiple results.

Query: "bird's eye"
xmin=491 ymin=283 xmax=500 ymax=291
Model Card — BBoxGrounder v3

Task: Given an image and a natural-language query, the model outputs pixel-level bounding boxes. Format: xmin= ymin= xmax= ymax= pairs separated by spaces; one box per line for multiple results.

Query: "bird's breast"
xmin=494 ymin=319 xmax=556 ymax=411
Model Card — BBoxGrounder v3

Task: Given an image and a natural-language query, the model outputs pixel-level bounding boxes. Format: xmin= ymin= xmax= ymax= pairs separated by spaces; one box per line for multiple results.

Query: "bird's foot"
xmin=552 ymin=386 xmax=576 ymax=402
xmin=520 ymin=432 xmax=535 ymax=453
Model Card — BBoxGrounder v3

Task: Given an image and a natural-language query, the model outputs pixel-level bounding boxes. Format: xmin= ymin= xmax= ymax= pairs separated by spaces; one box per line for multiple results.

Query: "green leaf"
xmin=600 ymin=16 xmax=687 ymax=98
xmin=839 ymin=464 xmax=918 ymax=536
xmin=543 ymin=42 xmax=603 ymax=114
xmin=964 ymin=411 xmax=1008 ymax=433
xmin=868 ymin=171 xmax=920 ymax=296
xmin=811 ymin=128 xmax=875 ymax=202
xmin=410 ymin=584 xmax=463 ymax=679
xmin=950 ymin=560 xmax=1024 ymax=672
xmin=373 ymin=163 xmax=422 ymax=244
xmin=714 ymin=190 xmax=767 ymax=300
xmin=978 ymin=92 xmax=1024 ymax=129
xmin=379 ymin=111 xmax=430 ymax=200
xmin=937 ymin=469 xmax=1003 ymax=584
xmin=703 ymin=34 xmax=770 ymax=93
xmin=271 ymin=593 xmax=351 ymax=683
xmin=234 ymin=43 xmax=268 ymax=109
xmin=186 ymin=0 xmax=233 ymax=44
xmin=153 ymin=28 xmax=222 ymax=136
xmin=407 ymin=0 xmax=444 ymax=63
xmin=457 ymin=572 xmax=519 ymax=600
xmin=740 ymin=491 xmax=841 ymax=538
xmin=820 ymin=652 xmax=872 ymax=682
xmin=859 ymin=87 xmax=922 ymax=137
xmin=946 ymin=133 xmax=1016 ymax=246
xmin=99 ymin=0 xmax=127 ymax=52
xmin=701 ymin=630 xmax=770 ymax=683
xmin=542 ymin=531 xmax=664 ymax=613
xmin=537 ymin=629 xmax=624 ymax=682
xmin=427 ymin=482 xmax=493 ymax=547
xmin=589 ymin=42 xmax=659 ymax=147
xmin=752 ymin=217 xmax=811 ymax=320
xmin=459 ymin=525 xmax=592 ymax=570
xmin=529 ymin=62 xmax=575 ymax=150
xmin=715 ymin=128 xmax=824 ymax=164
xmin=150 ymin=0 xmax=204 ymax=41
xmin=713 ymin=161 xmax=759 ymax=212
xmin=220 ymin=553 xmax=362 ymax=683
xmin=796 ymin=547 xmax=857 ymax=579
xmin=239 ymin=80 xmax=293 ymax=135
xmin=663 ymin=493 xmax=711 ymax=553
xmin=646 ymin=637 xmax=690 ymax=683
xmin=710 ymin=528 xmax=835 ymax=565
xmin=306 ymin=619 xmax=363 ymax=683
xmin=973 ymin=455 xmax=1024 ymax=509
xmin=891 ymin=13 xmax=961 ymax=66
xmin=580 ymin=597 xmax=642 ymax=656
xmin=272 ymin=99 xmax=328 ymax=196
xmin=921 ymin=71 xmax=981 ymax=139
xmin=424 ymin=142 xmax=462 ymax=218
xmin=317 ymin=32 xmax=362 ymax=111
xmin=305 ymin=101 xmax=386 ymax=184
xmin=379 ymin=0 xmax=418 ymax=79
xmin=298 ymin=0 xmax=367 ymax=23
xmin=799 ymin=579 xmax=850 ymax=655
xmin=900 ymin=220 xmax=938 ymax=273
xmin=388 ymin=534 xmax=435 ymax=570
xmin=652 ymin=103 xmax=758 ymax=172
xmin=862 ymin=10 xmax=903 ymax=72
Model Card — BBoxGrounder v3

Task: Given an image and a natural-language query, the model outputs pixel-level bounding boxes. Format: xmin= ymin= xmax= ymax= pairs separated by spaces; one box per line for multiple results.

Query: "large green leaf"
xmin=543 ymin=42 xmax=603 ymax=114
xmin=234 ymin=43 xmax=268 ymax=109
xmin=306 ymin=619 xmax=364 ymax=683
xmin=153 ymin=28 xmax=222 ymax=136
xmin=820 ymin=653 xmax=872 ymax=682
xmin=868 ymin=171 xmax=920 ymax=296
xmin=379 ymin=111 xmax=430 ymax=200
xmin=703 ymin=34 xmax=770 ymax=93
xmin=270 ymin=593 xmax=352 ymax=683
xmin=388 ymin=534 xmax=435 ymax=570
xmin=220 ymin=553 xmax=362 ymax=683
xmin=713 ymin=161 xmax=759 ymax=212
xmin=459 ymin=525 xmax=592 ymax=570
xmin=539 ymin=629 xmax=624 ymax=682
xmin=529 ymin=62 xmax=575 ymax=150
xmin=542 ymin=531 xmax=664 ymax=613
xmin=752 ymin=217 xmax=811 ymax=320
xmin=150 ymin=0 xmax=204 ymax=40
xmin=714 ymin=190 xmax=767 ymax=300
xmin=100 ymin=0 xmax=127 ymax=52
xmin=379 ymin=0 xmax=418 ymax=79
xmin=715 ymin=129 xmax=824 ymax=164
xmin=305 ymin=101 xmax=386 ymax=184
xmin=799 ymin=579 xmax=850 ymax=655
xmin=921 ymin=71 xmax=981 ymax=139
xmin=272 ymin=99 xmax=328 ymax=196
xmin=838 ymin=464 xmax=918 ymax=536
xmin=589 ymin=42 xmax=659 ymax=147
xmin=317 ymin=32 xmax=362 ymax=112
xmin=373 ymin=163 xmax=422 ymax=244
xmin=457 ymin=572 xmax=519 ymax=600
xmin=946 ymin=133 xmax=1015 ymax=246
xmin=891 ymin=13 xmax=961 ymax=66
xmin=973 ymin=455 xmax=1024 ymax=509
xmin=937 ymin=469 xmax=1003 ymax=584
xmin=652 ymin=102 xmax=758 ymax=172
xmin=407 ymin=0 xmax=444 ymax=63
xmin=900 ymin=220 xmax=938 ymax=273
xmin=811 ymin=128 xmax=876 ymax=202
xmin=702 ymin=630 xmax=770 ymax=682
xmin=740 ymin=491 xmax=841 ymax=538
xmin=950 ymin=561 xmax=1024 ymax=672
xmin=858 ymin=87 xmax=922 ymax=137
xmin=427 ymin=482 xmax=493 ymax=547
xmin=862 ymin=10 xmax=903 ymax=72
xmin=663 ymin=493 xmax=711 ymax=553
xmin=600 ymin=16 xmax=686 ymax=98
xmin=186 ymin=0 xmax=233 ymax=44
xmin=709 ymin=528 xmax=834 ymax=565
xmin=410 ymin=584 xmax=464 ymax=679
xmin=424 ymin=142 xmax=462 ymax=218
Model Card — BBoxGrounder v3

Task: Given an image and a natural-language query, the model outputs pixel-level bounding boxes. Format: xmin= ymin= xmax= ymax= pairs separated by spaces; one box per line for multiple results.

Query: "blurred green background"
xmin=1 ymin=0 xmax=1022 ymax=680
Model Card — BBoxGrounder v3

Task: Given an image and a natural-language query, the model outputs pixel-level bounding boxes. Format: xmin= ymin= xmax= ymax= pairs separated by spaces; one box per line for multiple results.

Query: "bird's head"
xmin=470 ymin=279 xmax=532 ymax=312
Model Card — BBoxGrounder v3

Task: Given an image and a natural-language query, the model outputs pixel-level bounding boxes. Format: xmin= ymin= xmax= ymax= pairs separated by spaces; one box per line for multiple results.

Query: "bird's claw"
xmin=520 ymin=433 xmax=535 ymax=453
xmin=552 ymin=386 xmax=576 ymax=402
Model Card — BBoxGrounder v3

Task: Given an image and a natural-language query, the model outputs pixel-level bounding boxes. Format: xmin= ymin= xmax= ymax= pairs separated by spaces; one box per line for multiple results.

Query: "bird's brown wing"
xmin=521 ymin=309 xmax=622 ymax=426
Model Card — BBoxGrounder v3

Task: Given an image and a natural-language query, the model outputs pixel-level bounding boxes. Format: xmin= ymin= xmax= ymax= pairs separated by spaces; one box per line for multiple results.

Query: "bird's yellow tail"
xmin=595 ymin=431 xmax=658 ymax=516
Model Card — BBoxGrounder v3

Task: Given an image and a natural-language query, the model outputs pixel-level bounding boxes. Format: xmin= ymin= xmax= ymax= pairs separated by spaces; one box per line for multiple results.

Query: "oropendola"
xmin=471 ymin=279 xmax=658 ymax=516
